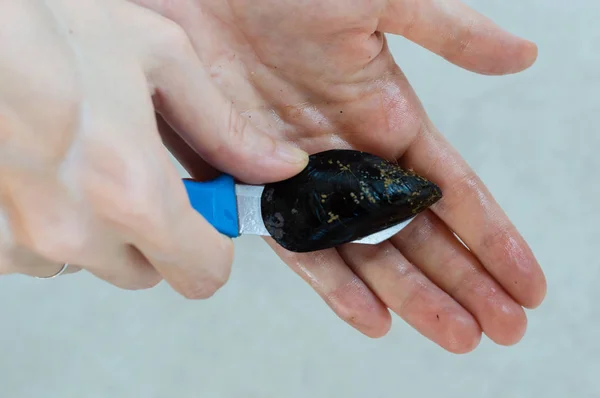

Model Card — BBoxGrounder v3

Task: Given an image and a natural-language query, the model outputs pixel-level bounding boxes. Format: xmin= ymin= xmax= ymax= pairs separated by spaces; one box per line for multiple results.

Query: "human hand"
xmin=0 ymin=0 xmax=308 ymax=295
xmin=133 ymin=0 xmax=547 ymax=352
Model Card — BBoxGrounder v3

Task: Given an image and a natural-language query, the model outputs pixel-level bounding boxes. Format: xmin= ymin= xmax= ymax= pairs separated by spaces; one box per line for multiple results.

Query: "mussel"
xmin=260 ymin=149 xmax=442 ymax=252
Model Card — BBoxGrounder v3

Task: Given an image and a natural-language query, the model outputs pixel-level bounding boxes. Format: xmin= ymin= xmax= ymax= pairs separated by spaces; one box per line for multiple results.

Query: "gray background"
xmin=1 ymin=0 xmax=597 ymax=396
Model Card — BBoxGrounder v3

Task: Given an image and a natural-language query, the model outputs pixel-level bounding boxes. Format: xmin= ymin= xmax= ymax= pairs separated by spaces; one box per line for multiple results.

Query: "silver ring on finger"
xmin=35 ymin=263 xmax=69 ymax=279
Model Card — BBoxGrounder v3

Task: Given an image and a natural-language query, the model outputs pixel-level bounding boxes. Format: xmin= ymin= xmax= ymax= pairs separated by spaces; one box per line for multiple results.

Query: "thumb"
xmin=144 ymin=24 xmax=308 ymax=184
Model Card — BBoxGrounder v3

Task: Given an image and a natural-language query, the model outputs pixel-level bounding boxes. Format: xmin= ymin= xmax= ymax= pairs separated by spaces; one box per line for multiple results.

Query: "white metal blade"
xmin=234 ymin=184 xmax=415 ymax=245
xmin=235 ymin=184 xmax=270 ymax=236
xmin=350 ymin=217 xmax=415 ymax=244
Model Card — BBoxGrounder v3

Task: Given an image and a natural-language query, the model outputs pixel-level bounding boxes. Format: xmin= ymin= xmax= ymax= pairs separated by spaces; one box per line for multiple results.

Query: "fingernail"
xmin=276 ymin=143 xmax=309 ymax=164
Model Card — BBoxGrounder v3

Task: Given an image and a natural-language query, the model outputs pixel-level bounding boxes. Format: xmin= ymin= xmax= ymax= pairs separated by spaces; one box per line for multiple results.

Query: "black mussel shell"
xmin=260 ymin=149 xmax=442 ymax=253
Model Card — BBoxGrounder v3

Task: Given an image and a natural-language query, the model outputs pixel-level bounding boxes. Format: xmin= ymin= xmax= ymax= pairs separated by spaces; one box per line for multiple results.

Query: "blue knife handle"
xmin=182 ymin=175 xmax=240 ymax=238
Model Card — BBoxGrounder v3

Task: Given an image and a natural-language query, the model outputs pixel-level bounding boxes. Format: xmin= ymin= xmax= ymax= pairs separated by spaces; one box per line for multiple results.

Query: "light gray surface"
xmin=1 ymin=1 xmax=598 ymax=397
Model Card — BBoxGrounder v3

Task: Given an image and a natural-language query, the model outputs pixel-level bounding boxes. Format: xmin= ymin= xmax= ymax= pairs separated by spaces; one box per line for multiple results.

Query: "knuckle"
xmin=434 ymin=169 xmax=480 ymax=214
xmin=116 ymin=191 xmax=161 ymax=232
xmin=225 ymin=102 xmax=250 ymax=144
xmin=213 ymin=265 xmax=231 ymax=290
xmin=29 ymin=80 xmax=81 ymax=166
xmin=395 ymin=276 xmax=428 ymax=317
xmin=444 ymin=256 xmax=479 ymax=298
xmin=91 ymin=165 xmax=166 ymax=235
xmin=396 ymin=213 xmax=438 ymax=255
xmin=124 ymin=273 xmax=163 ymax=291
xmin=2 ymin=183 xmax=85 ymax=263
xmin=153 ymin=19 xmax=194 ymax=58
xmin=96 ymin=265 xmax=162 ymax=291
xmin=22 ymin=221 xmax=86 ymax=263
xmin=179 ymin=264 xmax=232 ymax=300
xmin=163 ymin=21 xmax=190 ymax=48
xmin=180 ymin=285 xmax=212 ymax=300
xmin=143 ymin=274 xmax=163 ymax=289
xmin=215 ymin=103 xmax=254 ymax=160
xmin=1 ymin=90 xmax=79 ymax=167
xmin=448 ymin=169 xmax=480 ymax=194
xmin=400 ymin=8 xmax=419 ymax=38
xmin=481 ymin=225 xmax=510 ymax=250
xmin=440 ymin=21 xmax=475 ymax=61
xmin=209 ymin=103 xmax=253 ymax=165
xmin=179 ymin=278 xmax=224 ymax=300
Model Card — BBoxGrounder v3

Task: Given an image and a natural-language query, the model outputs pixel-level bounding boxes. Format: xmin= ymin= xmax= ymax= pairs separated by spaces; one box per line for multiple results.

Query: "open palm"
xmin=135 ymin=0 xmax=546 ymax=353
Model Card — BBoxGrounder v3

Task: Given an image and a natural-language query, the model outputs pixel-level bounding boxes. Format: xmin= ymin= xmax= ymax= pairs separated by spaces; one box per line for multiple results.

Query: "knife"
xmin=182 ymin=174 xmax=414 ymax=246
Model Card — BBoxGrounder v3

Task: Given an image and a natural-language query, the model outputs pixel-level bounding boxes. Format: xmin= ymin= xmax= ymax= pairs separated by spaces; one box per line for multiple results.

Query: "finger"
xmin=71 ymin=41 xmax=233 ymax=299
xmin=339 ymin=242 xmax=482 ymax=353
xmin=0 ymin=209 xmax=80 ymax=278
xmin=1 ymin=170 xmax=162 ymax=288
xmin=391 ymin=211 xmax=527 ymax=346
xmin=379 ymin=0 xmax=538 ymax=75
xmin=267 ymin=239 xmax=392 ymax=338
xmin=135 ymin=193 xmax=235 ymax=301
xmin=134 ymin=8 xmax=308 ymax=184
xmin=400 ymin=125 xmax=546 ymax=308
xmin=86 ymin=125 xmax=234 ymax=299
xmin=2 ymin=243 xmax=159 ymax=288
xmin=81 ymin=244 xmax=162 ymax=290
xmin=155 ymin=113 xmax=221 ymax=181
xmin=119 ymin=169 xmax=232 ymax=299
xmin=1 ymin=247 xmax=82 ymax=278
